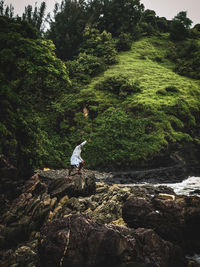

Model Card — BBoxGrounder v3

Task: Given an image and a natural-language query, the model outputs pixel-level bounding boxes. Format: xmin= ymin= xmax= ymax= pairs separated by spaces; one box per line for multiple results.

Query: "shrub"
xmin=95 ymin=75 xmax=141 ymax=97
xmin=66 ymin=52 xmax=106 ymax=85
xmin=117 ymin=32 xmax=132 ymax=51
xmin=156 ymin=89 xmax=167 ymax=96
xmin=80 ymin=27 xmax=118 ymax=65
xmin=172 ymin=40 xmax=200 ymax=79
xmin=165 ymin=86 xmax=179 ymax=93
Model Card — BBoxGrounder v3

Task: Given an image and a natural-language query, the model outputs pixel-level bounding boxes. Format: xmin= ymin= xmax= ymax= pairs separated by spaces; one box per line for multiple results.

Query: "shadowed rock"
xmin=38 ymin=214 xmax=186 ymax=267
xmin=122 ymin=195 xmax=200 ymax=254
xmin=48 ymin=173 xmax=96 ymax=200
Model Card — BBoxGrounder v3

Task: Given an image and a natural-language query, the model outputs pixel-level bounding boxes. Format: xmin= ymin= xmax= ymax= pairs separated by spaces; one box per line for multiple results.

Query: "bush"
xmin=170 ymin=20 xmax=188 ymax=41
xmin=172 ymin=40 xmax=200 ymax=79
xmin=80 ymin=27 xmax=118 ymax=65
xmin=117 ymin=32 xmax=132 ymax=51
xmin=95 ymin=75 xmax=141 ymax=98
xmin=165 ymin=86 xmax=179 ymax=93
xmin=156 ymin=89 xmax=167 ymax=96
xmin=66 ymin=52 xmax=106 ymax=85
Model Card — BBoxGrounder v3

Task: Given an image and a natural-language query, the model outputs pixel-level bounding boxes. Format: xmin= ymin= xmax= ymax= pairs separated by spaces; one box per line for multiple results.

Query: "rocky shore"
xmin=0 ymin=155 xmax=200 ymax=267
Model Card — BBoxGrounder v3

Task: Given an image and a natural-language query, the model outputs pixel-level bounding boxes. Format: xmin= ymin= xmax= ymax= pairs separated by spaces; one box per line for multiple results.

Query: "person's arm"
xmin=79 ymin=141 xmax=87 ymax=161
xmin=80 ymin=140 xmax=87 ymax=147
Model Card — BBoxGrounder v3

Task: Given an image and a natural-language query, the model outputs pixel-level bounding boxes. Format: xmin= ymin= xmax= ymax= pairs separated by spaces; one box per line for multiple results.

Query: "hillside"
xmin=1 ymin=16 xmax=200 ymax=173
xmin=72 ymin=34 xmax=200 ymax=169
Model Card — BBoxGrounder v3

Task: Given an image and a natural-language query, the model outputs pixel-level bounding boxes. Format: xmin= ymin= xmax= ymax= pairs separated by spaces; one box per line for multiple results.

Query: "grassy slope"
xmin=80 ymin=35 xmax=200 ymax=167
xmin=86 ymin=34 xmax=200 ymax=107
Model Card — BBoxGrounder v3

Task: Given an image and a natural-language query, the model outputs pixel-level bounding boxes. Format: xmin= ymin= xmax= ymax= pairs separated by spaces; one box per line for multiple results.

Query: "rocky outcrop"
xmin=0 ymin=170 xmax=96 ymax=252
xmin=122 ymin=194 xmax=200 ymax=254
xmin=0 ymin=163 xmax=200 ymax=267
xmin=39 ymin=214 xmax=186 ymax=267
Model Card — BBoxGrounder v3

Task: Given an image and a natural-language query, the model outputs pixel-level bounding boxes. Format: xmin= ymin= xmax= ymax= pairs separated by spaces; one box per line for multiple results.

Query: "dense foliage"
xmin=172 ymin=40 xmax=200 ymax=79
xmin=1 ymin=0 xmax=200 ymax=174
xmin=0 ymin=16 xmax=70 ymax=176
xmin=46 ymin=0 xmax=145 ymax=60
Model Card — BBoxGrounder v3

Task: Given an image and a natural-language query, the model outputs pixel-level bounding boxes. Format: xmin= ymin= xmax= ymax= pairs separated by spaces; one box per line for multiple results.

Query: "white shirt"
xmin=70 ymin=141 xmax=87 ymax=166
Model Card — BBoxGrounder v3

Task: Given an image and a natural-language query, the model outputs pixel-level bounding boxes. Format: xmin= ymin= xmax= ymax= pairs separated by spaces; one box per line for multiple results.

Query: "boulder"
xmin=122 ymin=195 xmax=200 ymax=253
xmin=39 ymin=214 xmax=186 ymax=267
xmin=48 ymin=173 xmax=96 ymax=200
xmin=0 ymin=174 xmax=54 ymax=249
xmin=36 ymin=169 xmax=96 ymax=200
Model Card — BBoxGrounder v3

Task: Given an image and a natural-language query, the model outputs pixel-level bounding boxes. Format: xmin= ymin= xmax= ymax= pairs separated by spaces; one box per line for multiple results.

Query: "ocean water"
xmin=120 ymin=176 xmax=200 ymax=197
xmin=156 ymin=176 xmax=200 ymax=196
xmin=187 ymin=254 xmax=200 ymax=264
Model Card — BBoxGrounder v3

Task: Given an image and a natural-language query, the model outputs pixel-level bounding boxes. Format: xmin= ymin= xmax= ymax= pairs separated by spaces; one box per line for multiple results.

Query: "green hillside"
xmin=87 ymin=34 xmax=200 ymax=105
xmin=1 ymin=12 xmax=200 ymax=173
xmin=73 ymin=35 xmax=200 ymax=169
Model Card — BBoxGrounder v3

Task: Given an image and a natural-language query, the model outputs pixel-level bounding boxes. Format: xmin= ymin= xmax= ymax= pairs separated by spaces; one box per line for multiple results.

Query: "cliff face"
xmin=0 ymin=157 xmax=200 ymax=267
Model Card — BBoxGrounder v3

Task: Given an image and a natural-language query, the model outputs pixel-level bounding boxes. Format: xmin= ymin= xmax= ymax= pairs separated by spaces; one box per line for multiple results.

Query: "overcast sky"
xmin=3 ymin=0 xmax=200 ymax=26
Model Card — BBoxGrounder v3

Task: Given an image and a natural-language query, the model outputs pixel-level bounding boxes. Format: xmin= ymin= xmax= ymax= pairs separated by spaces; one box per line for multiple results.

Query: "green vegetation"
xmin=0 ymin=0 xmax=200 ymax=174
xmin=0 ymin=16 xmax=70 ymax=175
xmin=70 ymin=35 xmax=200 ymax=169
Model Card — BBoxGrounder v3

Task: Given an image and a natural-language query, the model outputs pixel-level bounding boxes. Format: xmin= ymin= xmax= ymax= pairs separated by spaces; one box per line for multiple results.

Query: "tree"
xmin=156 ymin=17 xmax=169 ymax=32
xmin=143 ymin=9 xmax=157 ymax=27
xmin=97 ymin=0 xmax=144 ymax=36
xmin=173 ymin=11 xmax=192 ymax=29
xmin=79 ymin=26 xmax=118 ymax=64
xmin=0 ymin=16 xmax=70 ymax=176
xmin=170 ymin=11 xmax=192 ymax=41
xmin=47 ymin=0 xmax=89 ymax=60
xmin=22 ymin=1 xmax=47 ymax=32
xmin=0 ymin=0 xmax=14 ymax=17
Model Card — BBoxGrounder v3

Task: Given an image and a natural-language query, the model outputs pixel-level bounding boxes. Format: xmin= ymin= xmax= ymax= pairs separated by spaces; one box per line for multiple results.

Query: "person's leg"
xmin=77 ymin=162 xmax=83 ymax=174
xmin=68 ymin=165 xmax=74 ymax=176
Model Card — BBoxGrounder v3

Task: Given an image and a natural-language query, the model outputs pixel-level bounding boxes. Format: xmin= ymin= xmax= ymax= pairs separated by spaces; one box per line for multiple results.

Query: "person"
xmin=68 ymin=140 xmax=87 ymax=177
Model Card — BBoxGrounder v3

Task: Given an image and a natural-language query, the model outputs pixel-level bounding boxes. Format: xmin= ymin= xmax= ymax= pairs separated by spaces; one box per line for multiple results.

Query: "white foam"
xmin=187 ymin=254 xmax=200 ymax=263
xmin=119 ymin=176 xmax=200 ymax=197
xmin=158 ymin=176 xmax=200 ymax=196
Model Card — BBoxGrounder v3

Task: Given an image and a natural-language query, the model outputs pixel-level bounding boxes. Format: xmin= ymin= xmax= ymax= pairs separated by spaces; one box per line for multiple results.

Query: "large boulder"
xmin=122 ymin=194 xmax=200 ymax=253
xmin=47 ymin=173 xmax=96 ymax=200
xmin=38 ymin=214 xmax=186 ymax=267
xmin=0 ymin=170 xmax=96 ymax=250
xmin=0 ymin=174 xmax=55 ymax=249
xmin=37 ymin=169 xmax=96 ymax=200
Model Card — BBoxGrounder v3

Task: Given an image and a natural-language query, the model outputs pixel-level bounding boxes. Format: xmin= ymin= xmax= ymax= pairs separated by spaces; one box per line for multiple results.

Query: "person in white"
xmin=68 ymin=140 xmax=87 ymax=176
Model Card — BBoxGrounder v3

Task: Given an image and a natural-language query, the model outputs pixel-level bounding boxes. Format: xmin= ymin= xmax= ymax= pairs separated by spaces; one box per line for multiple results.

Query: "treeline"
xmin=1 ymin=0 xmax=200 ymax=176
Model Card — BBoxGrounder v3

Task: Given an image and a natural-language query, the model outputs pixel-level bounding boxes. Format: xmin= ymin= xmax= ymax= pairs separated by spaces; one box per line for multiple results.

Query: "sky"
xmin=3 ymin=0 xmax=200 ymax=26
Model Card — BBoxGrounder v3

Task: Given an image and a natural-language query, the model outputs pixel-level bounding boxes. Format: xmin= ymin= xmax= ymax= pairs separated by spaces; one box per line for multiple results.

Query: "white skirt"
xmin=70 ymin=155 xmax=81 ymax=167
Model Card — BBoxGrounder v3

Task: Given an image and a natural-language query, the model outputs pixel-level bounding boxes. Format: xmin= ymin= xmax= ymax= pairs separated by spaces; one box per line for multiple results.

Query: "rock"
xmin=122 ymin=197 xmax=154 ymax=229
xmin=107 ymin=162 xmax=187 ymax=184
xmin=38 ymin=214 xmax=186 ymax=267
xmin=0 ymin=170 xmax=96 ymax=250
xmin=157 ymin=193 xmax=176 ymax=200
xmin=189 ymin=189 xmax=200 ymax=195
xmin=48 ymin=173 xmax=96 ymax=200
xmin=0 ymin=240 xmax=39 ymax=267
xmin=0 ymin=174 xmax=53 ymax=249
xmin=122 ymin=195 xmax=200 ymax=253
xmin=35 ymin=169 xmax=96 ymax=200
